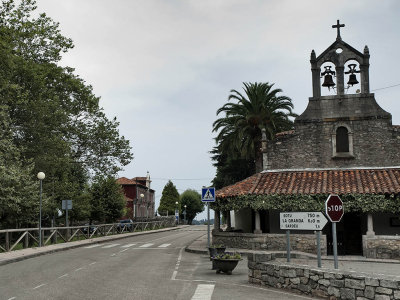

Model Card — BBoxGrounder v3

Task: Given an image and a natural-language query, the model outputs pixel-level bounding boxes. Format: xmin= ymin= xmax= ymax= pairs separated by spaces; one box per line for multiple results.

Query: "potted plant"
xmin=208 ymin=244 xmax=226 ymax=260
xmin=212 ymin=252 xmax=242 ymax=275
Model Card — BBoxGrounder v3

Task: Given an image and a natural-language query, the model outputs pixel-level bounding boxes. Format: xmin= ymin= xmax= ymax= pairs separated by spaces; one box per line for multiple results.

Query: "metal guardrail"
xmin=0 ymin=217 xmax=176 ymax=252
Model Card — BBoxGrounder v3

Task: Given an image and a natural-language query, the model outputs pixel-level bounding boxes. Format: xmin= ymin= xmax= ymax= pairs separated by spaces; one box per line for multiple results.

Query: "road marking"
xmin=84 ymin=244 xmax=101 ymax=249
xmin=102 ymin=244 xmax=120 ymax=248
xmin=89 ymin=262 xmax=96 ymax=266
xmin=58 ymin=273 xmax=68 ymax=279
xmin=121 ymin=243 xmax=136 ymax=248
xmin=171 ymin=247 xmax=185 ymax=280
xmin=171 ymin=270 xmax=178 ymax=280
xmin=74 ymin=267 xmax=84 ymax=272
xmin=191 ymin=284 xmax=215 ymax=300
xmin=33 ymin=284 xmax=46 ymax=290
xmin=139 ymin=243 xmax=153 ymax=248
xmin=120 ymin=248 xmax=129 ymax=253
xmin=158 ymin=243 xmax=171 ymax=248
xmin=7 ymin=297 xmax=16 ymax=300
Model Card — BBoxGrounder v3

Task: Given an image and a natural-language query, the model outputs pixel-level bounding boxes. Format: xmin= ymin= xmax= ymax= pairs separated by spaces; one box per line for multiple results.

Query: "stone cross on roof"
xmin=332 ymin=20 xmax=345 ymax=40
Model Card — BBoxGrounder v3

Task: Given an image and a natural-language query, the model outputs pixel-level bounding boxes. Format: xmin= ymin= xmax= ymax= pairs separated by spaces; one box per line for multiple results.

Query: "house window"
xmin=336 ymin=127 xmax=349 ymax=152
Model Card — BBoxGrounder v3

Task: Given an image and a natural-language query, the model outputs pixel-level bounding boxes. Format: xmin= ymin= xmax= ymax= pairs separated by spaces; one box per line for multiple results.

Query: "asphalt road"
xmin=0 ymin=226 xmax=313 ymax=300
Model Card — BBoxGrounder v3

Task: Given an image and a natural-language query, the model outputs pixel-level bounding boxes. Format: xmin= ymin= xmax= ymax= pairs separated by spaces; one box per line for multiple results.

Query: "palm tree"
xmin=212 ymin=82 xmax=296 ymax=173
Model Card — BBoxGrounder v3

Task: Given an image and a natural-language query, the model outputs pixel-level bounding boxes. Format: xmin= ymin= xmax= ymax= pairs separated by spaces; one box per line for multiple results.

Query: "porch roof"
xmin=216 ymin=167 xmax=400 ymax=198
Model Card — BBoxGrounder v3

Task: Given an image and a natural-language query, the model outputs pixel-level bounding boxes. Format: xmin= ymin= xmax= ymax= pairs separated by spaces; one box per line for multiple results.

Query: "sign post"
xmin=280 ymin=212 xmax=328 ymax=265
xmin=325 ymin=194 xmax=344 ymax=269
xmin=202 ymin=187 xmax=215 ymax=249
xmin=62 ymin=200 xmax=72 ymax=240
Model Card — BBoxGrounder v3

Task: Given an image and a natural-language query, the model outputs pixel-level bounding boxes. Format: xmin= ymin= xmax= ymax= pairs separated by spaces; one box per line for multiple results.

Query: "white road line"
xmin=33 ymin=284 xmax=46 ymax=290
xmin=7 ymin=297 xmax=16 ymax=300
xmin=158 ymin=243 xmax=171 ymax=248
xmin=89 ymin=262 xmax=96 ymax=266
xmin=171 ymin=270 xmax=178 ymax=280
xmin=139 ymin=243 xmax=153 ymax=248
xmin=191 ymin=284 xmax=215 ymax=300
xmin=102 ymin=244 xmax=120 ymax=248
xmin=75 ymin=267 xmax=84 ymax=272
xmin=121 ymin=243 xmax=136 ymax=248
xmin=84 ymin=244 xmax=101 ymax=249
xmin=120 ymin=248 xmax=128 ymax=253
xmin=58 ymin=273 xmax=68 ymax=279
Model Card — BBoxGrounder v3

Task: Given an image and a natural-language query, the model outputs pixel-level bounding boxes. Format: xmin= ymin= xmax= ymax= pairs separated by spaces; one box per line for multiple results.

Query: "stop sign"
xmin=325 ymin=194 xmax=344 ymax=222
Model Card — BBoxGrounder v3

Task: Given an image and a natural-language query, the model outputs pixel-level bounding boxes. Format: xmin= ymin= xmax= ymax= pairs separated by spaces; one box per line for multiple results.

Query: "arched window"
xmin=332 ymin=124 xmax=354 ymax=158
xmin=336 ymin=126 xmax=349 ymax=152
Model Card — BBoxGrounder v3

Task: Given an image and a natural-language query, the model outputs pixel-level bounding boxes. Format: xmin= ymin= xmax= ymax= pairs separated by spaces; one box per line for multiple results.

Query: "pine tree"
xmin=158 ymin=180 xmax=180 ymax=216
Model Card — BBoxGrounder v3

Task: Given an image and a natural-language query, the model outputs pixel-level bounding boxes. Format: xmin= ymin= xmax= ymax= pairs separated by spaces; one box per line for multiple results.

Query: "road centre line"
xmin=74 ymin=267 xmax=84 ymax=272
xmin=139 ymin=243 xmax=154 ymax=248
xmin=171 ymin=270 xmax=177 ymax=280
xmin=89 ymin=262 xmax=96 ymax=266
xmin=7 ymin=297 xmax=16 ymax=300
xmin=33 ymin=283 xmax=46 ymax=290
xmin=58 ymin=273 xmax=68 ymax=279
xmin=120 ymin=248 xmax=128 ymax=253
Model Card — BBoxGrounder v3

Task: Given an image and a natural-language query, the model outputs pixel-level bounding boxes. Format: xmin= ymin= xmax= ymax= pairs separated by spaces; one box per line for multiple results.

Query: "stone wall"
xmin=212 ymin=231 xmax=327 ymax=255
xmin=363 ymin=235 xmax=400 ymax=260
xmin=248 ymin=252 xmax=400 ymax=299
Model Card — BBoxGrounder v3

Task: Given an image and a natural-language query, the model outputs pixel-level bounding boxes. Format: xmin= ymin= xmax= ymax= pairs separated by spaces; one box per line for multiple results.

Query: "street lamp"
xmin=140 ymin=193 xmax=144 ymax=217
xmin=37 ymin=172 xmax=45 ymax=247
xmin=175 ymin=201 xmax=178 ymax=225
xmin=183 ymin=205 xmax=187 ymax=225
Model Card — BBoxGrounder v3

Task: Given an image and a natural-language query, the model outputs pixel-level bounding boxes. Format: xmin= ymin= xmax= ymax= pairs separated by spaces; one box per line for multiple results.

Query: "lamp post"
xmin=175 ymin=201 xmax=178 ymax=225
xmin=37 ymin=172 xmax=45 ymax=247
xmin=183 ymin=205 xmax=187 ymax=225
xmin=140 ymin=193 xmax=144 ymax=217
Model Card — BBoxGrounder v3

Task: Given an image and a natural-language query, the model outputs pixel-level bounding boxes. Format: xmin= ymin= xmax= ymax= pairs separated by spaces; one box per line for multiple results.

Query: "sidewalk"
xmin=185 ymin=232 xmax=400 ymax=277
xmin=0 ymin=225 xmax=187 ymax=266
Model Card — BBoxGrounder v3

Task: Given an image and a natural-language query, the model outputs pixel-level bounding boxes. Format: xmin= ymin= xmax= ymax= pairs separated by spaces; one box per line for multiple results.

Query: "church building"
xmin=213 ymin=21 xmax=400 ymax=259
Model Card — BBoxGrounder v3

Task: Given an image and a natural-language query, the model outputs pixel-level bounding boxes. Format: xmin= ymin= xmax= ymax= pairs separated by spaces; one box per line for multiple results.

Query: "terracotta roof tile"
xmin=216 ymin=168 xmax=400 ymax=198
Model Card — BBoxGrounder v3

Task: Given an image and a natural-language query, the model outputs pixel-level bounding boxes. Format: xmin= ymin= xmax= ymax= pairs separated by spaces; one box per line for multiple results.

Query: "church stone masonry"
xmin=264 ymin=21 xmax=400 ymax=170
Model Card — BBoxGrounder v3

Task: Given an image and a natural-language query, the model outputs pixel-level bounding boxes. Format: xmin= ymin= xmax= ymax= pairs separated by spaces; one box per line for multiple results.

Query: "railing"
xmin=0 ymin=217 xmax=176 ymax=252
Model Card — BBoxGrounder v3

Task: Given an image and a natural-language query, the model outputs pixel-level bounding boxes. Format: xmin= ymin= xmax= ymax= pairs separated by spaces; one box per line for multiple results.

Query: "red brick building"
xmin=117 ymin=172 xmax=155 ymax=218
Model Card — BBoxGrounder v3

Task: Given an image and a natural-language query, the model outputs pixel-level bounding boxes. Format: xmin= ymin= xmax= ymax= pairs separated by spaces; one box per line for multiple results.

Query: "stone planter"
xmin=208 ymin=247 xmax=226 ymax=261
xmin=212 ymin=258 xmax=242 ymax=275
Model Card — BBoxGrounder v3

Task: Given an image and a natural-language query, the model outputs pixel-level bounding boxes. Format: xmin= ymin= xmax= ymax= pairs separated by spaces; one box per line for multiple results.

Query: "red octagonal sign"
xmin=325 ymin=194 xmax=344 ymax=222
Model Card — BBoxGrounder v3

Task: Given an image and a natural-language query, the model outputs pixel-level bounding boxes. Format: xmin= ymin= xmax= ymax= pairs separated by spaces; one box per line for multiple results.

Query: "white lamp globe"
xmin=37 ymin=172 xmax=45 ymax=180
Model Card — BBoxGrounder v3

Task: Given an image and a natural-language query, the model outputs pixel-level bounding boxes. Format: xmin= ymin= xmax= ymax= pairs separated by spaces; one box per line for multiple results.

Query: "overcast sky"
xmin=36 ymin=0 xmax=400 ymax=220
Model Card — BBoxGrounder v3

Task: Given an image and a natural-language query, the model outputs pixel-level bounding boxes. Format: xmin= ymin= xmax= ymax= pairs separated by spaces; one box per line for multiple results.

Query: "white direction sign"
xmin=280 ymin=212 xmax=328 ymax=231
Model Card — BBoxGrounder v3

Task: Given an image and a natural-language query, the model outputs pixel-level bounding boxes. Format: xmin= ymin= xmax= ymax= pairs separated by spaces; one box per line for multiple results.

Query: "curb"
xmin=0 ymin=226 xmax=185 ymax=266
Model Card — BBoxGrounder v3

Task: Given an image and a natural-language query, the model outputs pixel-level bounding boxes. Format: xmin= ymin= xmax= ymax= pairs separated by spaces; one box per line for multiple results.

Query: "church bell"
xmin=345 ymin=64 xmax=360 ymax=87
xmin=347 ymin=74 xmax=359 ymax=86
xmin=321 ymin=66 xmax=336 ymax=89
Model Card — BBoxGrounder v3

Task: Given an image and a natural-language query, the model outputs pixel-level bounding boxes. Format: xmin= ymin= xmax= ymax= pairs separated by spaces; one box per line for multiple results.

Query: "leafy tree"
xmin=179 ymin=189 xmax=204 ymax=224
xmin=0 ymin=0 xmax=133 ymax=227
xmin=89 ymin=177 xmax=126 ymax=223
xmin=0 ymin=106 xmax=39 ymax=228
xmin=212 ymin=82 xmax=296 ymax=187
xmin=158 ymin=180 xmax=180 ymax=216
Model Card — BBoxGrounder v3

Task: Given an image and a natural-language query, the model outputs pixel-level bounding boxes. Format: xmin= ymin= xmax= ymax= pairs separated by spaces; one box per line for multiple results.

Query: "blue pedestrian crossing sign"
xmin=201 ymin=187 xmax=215 ymax=202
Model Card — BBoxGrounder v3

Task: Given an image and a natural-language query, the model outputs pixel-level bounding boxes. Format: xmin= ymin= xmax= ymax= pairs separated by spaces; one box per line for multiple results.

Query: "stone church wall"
xmin=266 ymin=118 xmax=400 ymax=170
